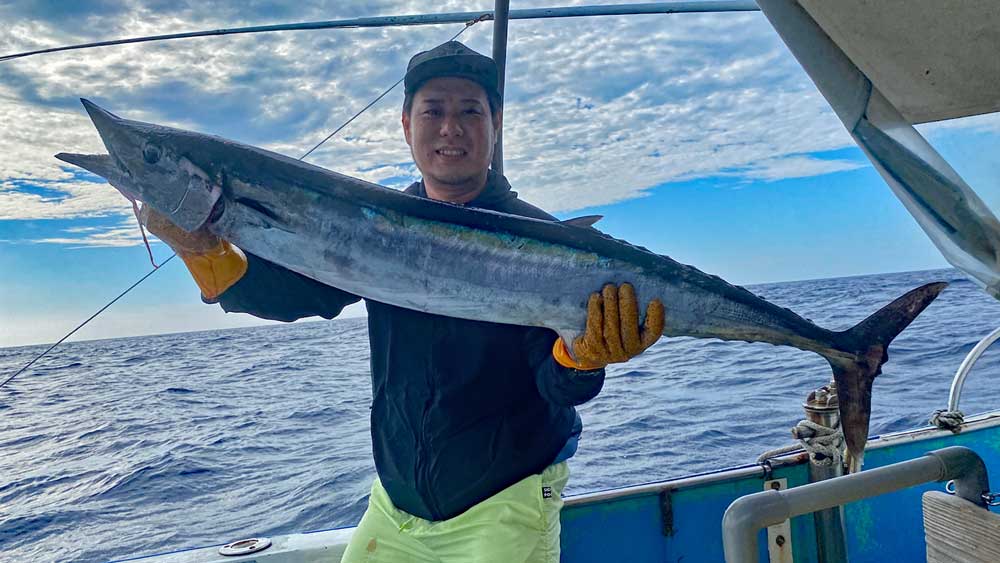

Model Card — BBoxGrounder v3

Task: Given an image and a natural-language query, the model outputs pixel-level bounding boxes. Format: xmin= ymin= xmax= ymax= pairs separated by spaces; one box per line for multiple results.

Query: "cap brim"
xmin=404 ymin=55 xmax=500 ymax=100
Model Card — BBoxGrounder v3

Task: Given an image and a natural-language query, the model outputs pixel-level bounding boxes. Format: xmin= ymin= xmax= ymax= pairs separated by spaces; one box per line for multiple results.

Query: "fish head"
xmin=77 ymin=99 xmax=221 ymax=232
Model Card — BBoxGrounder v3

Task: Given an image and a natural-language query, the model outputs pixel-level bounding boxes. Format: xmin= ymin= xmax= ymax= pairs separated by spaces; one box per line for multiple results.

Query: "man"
xmin=144 ymin=41 xmax=664 ymax=562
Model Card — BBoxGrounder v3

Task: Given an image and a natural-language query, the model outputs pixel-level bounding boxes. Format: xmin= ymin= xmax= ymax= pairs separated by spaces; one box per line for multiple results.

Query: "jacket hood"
xmin=404 ymin=169 xmax=518 ymax=208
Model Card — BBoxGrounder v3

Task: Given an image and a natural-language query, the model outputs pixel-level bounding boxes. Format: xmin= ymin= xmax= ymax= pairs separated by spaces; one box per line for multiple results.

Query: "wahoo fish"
xmin=58 ymin=99 xmax=945 ymax=471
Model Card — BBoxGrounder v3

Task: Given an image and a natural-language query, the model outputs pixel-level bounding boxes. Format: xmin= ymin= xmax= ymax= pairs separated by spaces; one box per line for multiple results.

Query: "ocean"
xmin=2 ymin=268 xmax=999 ymax=562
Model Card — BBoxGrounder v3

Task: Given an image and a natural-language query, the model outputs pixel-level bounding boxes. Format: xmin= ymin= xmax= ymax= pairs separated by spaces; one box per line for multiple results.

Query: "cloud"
xmin=10 ymin=216 xmax=152 ymax=248
xmin=0 ymin=0 xmax=993 ymax=239
xmin=26 ymin=227 xmax=147 ymax=248
xmin=736 ymin=155 xmax=863 ymax=182
xmin=0 ymin=177 xmax=132 ymax=220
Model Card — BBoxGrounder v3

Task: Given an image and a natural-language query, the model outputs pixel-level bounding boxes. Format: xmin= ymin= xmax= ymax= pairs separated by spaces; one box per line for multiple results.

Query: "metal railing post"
xmin=800 ymin=382 xmax=848 ymax=563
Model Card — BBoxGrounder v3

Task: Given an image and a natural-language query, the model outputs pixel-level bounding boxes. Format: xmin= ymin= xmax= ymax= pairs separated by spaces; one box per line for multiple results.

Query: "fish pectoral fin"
xmin=560 ymin=215 xmax=603 ymax=229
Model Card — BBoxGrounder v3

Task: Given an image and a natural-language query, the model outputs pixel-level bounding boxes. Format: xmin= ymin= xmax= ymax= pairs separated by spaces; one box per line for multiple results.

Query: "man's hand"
xmin=139 ymin=204 xmax=248 ymax=299
xmin=553 ymin=283 xmax=665 ymax=370
xmin=139 ymin=204 xmax=220 ymax=254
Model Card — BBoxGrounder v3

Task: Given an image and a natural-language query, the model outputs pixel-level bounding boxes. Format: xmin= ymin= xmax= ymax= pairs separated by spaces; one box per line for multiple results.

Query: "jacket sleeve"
xmin=524 ymin=327 xmax=605 ymax=406
xmin=208 ymin=252 xmax=361 ymax=322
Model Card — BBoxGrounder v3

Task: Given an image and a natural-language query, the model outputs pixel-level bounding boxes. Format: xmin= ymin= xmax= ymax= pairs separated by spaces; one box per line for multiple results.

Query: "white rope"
xmin=755 ymin=443 xmax=801 ymax=463
xmin=929 ymin=409 xmax=964 ymax=433
xmin=757 ymin=419 xmax=845 ymax=468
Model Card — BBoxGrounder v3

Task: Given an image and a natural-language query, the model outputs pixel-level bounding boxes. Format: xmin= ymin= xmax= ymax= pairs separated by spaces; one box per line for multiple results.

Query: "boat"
xmin=105 ymin=408 xmax=1000 ymax=562
xmin=5 ymin=1 xmax=1000 ymax=562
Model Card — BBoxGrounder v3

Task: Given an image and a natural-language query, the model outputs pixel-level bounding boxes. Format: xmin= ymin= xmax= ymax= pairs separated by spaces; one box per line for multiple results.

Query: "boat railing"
xmin=929 ymin=326 xmax=1000 ymax=433
xmin=949 ymin=327 xmax=1000 ymax=414
xmin=721 ymin=446 xmax=993 ymax=563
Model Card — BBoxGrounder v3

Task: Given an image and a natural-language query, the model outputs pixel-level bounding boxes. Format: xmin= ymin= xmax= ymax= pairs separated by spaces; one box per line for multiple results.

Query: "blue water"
xmin=3 ymin=268 xmax=1000 ymax=562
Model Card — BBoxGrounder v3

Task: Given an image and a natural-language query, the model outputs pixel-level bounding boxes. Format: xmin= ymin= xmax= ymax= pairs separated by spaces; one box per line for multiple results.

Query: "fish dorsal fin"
xmin=560 ymin=215 xmax=603 ymax=228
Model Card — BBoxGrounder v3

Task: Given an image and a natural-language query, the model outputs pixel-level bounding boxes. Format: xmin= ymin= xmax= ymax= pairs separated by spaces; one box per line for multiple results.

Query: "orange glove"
xmin=553 ymin=283 xmax=665 ymax=370
xmin=140 ymin=205 xmax=248 ymax=299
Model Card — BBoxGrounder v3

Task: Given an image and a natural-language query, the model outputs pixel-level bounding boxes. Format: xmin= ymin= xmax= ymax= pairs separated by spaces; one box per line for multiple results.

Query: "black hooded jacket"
xmin=212 ymin=171 xmax=605 ymax=521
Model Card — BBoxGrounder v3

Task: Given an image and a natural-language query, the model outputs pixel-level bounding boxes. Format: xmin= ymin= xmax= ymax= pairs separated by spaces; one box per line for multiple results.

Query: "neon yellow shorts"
xmin=341 ymin=462 xmax=570 ymax=563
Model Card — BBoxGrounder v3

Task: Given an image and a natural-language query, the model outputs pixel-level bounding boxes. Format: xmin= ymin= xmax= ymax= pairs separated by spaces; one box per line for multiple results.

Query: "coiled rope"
xmin=757 ymin=419 xmax=845 ymax=468
xmin=929 ymin=409 xmax=965 ymax=433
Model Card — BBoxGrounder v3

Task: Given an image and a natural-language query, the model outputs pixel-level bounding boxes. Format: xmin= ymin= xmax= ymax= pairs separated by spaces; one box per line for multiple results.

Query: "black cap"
xmin=404 ymin=41 xmax=500 ymax=102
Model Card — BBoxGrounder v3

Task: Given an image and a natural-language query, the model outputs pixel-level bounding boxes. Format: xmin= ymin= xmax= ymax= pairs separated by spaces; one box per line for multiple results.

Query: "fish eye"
xmin=142 ymin=143 xmax=161 ymax=164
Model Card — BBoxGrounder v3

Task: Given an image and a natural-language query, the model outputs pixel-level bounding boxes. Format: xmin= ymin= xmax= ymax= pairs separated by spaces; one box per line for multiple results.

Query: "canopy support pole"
xmin=491 ymin=0 xmax=510 ymax=175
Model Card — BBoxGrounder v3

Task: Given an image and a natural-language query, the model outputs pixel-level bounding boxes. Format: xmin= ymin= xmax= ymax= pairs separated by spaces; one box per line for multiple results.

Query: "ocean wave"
xmin=2 ymin=268 xmax=999 ymax=561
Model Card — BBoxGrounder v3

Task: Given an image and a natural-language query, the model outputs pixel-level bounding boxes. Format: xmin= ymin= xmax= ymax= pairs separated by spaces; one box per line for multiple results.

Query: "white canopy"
xmin=798 ymin=0 xmax=1000 ymax=124
xmin=759 ymin=0 xmax=1000 ymax=297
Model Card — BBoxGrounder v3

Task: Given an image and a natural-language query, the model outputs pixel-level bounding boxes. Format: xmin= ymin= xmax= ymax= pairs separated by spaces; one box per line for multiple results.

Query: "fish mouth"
xmin=67 ymin=99 xmax=218 ymax=232
xmin=80 ymin=98 xmax=126 ymax=157
xmin=59 ymin=100 xmax=144 ymax=202
xmin=54 ymin=152 xmax=143 ymax=202
xmin=55 ymin=152 xmax=117 ymax=179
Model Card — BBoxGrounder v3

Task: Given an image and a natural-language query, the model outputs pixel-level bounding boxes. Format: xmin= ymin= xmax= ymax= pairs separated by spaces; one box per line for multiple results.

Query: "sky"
xmin=2 ymin=1 xmax=999 ymax=348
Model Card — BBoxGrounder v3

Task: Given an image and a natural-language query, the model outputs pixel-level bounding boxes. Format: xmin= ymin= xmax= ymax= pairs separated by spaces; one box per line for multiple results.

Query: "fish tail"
xmin=822 ymin=281 xmax=948 ymax=472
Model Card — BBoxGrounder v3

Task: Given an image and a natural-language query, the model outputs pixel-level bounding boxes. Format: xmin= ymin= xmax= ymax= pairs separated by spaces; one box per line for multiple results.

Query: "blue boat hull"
xmin=561 ymin=413 xmax=1000 ymax=562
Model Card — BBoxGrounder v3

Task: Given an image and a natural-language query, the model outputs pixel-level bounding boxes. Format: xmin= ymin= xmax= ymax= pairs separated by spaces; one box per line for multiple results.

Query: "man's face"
xmin=402 ymin=76 xmax=501 ymax=190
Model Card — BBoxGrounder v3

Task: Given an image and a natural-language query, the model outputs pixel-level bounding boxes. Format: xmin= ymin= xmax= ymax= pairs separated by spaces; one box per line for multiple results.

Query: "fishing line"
xmin=299 ymin=18 xmax=484 ymax=160
xmin=0 ymin=254 xmax=177 ymax=391
xmin=128 ymin=196 xmax=160 ymax=268
xmin=298 ymin=77 xmax=405 ymax=161
xmin=3 ymin=22 xmax=483 ymax=390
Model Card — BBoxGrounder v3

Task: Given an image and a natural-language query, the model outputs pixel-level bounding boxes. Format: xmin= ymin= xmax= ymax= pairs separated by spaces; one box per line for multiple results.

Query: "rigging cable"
xmin=299 ymin=17 xmax=481 ymax=160
xmin=0 ymin=254 xmax=176 ymax=390
xmin=0 ymin=2 xmax=760 ymax=63
xmin=2 ymin=19 xmax=484 ymax=390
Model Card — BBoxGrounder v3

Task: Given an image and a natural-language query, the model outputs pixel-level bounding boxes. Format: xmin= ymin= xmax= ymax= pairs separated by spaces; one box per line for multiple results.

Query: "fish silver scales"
xmin=57 ymin=99 xmax=948 ymax=471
